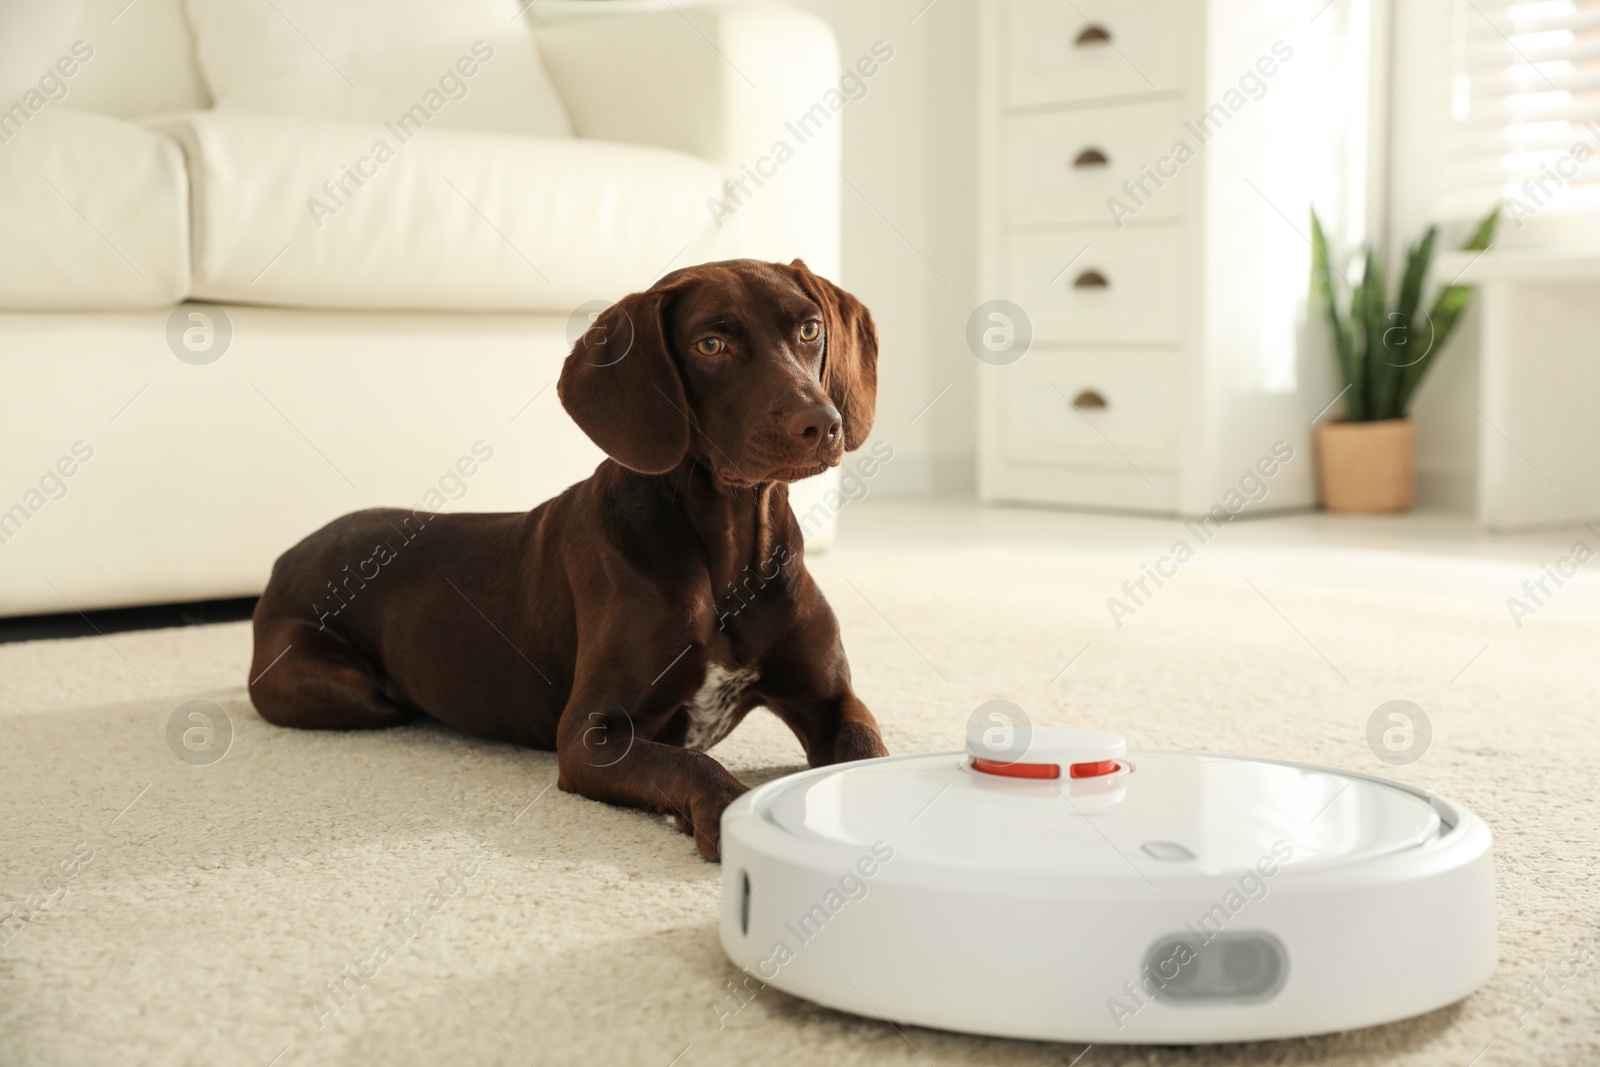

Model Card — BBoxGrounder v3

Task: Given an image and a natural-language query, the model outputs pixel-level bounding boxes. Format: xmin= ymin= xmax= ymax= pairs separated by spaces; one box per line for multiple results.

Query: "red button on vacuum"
xmin=971 ymin=757 xmax=1060 ymax=779
xmin=1069 ymin=760 xmax=1120 ymax=778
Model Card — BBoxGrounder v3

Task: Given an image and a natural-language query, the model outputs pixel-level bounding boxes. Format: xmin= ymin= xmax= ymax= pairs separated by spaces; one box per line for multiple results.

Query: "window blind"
xmin=1440 ymin=0 xmax=1600 ymax=218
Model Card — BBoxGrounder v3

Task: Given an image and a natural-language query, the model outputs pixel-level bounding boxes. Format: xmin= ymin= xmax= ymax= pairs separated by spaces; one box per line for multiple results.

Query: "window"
xmin=1440 ymin=0 xmax=1600 ymax=222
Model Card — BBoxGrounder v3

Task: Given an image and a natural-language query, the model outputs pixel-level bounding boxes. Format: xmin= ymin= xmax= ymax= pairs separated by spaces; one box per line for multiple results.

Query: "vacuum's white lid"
xmin=767 ymin=729 xmax=1441 ymax=880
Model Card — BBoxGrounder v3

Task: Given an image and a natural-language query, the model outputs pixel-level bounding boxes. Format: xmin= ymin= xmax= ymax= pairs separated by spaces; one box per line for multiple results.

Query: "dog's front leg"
xmin=758 ymin=607 xmax=890 ymax=767
xmin=757 ymin=630 xmax=888 ymax=765
xmin=556 ymin=695 xmax=747 ymax=862
xmin=764 ymin=688 xmax=889 ymax=768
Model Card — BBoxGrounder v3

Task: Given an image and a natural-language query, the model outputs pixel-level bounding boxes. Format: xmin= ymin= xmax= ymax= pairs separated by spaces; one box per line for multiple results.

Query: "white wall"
xmin=786 ymin=0 xmax=980 ymax=496
xmin=1389 ymin=0 xmax=1484 ymax=511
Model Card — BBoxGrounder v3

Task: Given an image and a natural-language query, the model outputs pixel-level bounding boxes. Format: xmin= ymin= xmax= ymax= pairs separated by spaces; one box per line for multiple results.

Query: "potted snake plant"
xmin=1308 ymin=206 xmax=1498 ymax=513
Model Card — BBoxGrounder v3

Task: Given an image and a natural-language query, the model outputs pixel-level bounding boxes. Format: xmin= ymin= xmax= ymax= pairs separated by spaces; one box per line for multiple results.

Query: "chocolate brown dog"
xmin=248 ymin=259 xmax=889 ymax=859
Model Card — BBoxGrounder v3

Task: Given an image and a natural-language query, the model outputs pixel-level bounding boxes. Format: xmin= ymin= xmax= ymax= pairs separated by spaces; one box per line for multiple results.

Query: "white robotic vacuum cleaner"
xmin=718 ymin=723 xmax=1496 ymax=1043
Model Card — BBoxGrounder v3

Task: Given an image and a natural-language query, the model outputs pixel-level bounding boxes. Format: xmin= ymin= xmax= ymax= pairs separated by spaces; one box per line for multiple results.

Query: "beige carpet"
xmin=2 ymin=545 xmax=1597 ymax=1067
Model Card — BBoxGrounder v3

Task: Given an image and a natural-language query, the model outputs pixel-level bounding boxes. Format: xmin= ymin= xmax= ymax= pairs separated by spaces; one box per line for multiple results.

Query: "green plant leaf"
xmin=1396 ymin=205 xmax=1500 ymax=414
xmin=1396 ymin=227 xmax=1437 ymax=329
xmin=1464 ymin=205 xmax=1500 ymax=252
xmin=1361 ymin=249 xmax=1387 ymax=421
xmin=1349 ymin=267 xmax=1368 ymax=422
xmin=1310 ymin=209 xmax=1358 ymax=420
xmin=1381 ymin=226 xmax=1438 ymax=421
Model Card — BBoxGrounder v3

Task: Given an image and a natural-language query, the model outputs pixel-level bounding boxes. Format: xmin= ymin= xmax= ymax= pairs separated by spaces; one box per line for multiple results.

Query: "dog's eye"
xmin=695 ymin=337 xmax=725 ymax=356
xmin=799 ymin=320 xmax=822 ymax=342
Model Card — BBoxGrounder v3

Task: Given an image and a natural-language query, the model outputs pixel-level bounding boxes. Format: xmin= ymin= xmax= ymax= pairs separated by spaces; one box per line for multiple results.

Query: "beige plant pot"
xmin=1315 ymin=418 xmax=1416 ymax=513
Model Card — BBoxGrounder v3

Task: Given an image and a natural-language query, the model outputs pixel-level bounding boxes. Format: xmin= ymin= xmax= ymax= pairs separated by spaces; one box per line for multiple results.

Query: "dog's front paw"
xmin=835 ymin=721 xmax=889 ymax=764
xmin=676 ymin=781 xmax=745 ymax=862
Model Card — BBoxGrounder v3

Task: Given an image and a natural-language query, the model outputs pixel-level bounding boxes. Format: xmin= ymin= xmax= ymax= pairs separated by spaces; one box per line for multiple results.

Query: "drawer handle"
xmin=1075 ymin=24 xmax=1112 ymax=46
xmin=1072 ymin=389 xmax=1109 ymax=410
xmin=1072 ymin=147 xmax=1109 ymax=168
xmin=1073 ymin=270 xmax=1110 ymax=289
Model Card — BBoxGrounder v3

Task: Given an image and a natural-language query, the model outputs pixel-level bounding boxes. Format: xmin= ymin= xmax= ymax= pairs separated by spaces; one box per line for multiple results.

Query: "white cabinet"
xmin=1435 ymin=250 xmax=1600 ymax=530
xmin=977 ymin=0 xmax=1378 ymax=515
xmin=1006 ymin=227 xmax=1186 ymax=343
xmin=1004 ymin=0 xmax=1190 ymax=105
xmin=1005 ymin=102 xmax=1190 ymax=225
xmin=1002 ymin=349 xmax=1184 ymax=465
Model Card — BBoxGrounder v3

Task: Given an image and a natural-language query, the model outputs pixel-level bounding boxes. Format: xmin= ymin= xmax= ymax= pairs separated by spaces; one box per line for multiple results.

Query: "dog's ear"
xmin=558 ymin=286 xmax=691 ymax=474
xmin=788 ymin=259 xmax=878 ymax=450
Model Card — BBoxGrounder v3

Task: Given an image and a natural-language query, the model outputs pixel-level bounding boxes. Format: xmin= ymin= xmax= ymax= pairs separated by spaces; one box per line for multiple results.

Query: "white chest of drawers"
xmin=976 ymin=0 xmax=1375 ymax=516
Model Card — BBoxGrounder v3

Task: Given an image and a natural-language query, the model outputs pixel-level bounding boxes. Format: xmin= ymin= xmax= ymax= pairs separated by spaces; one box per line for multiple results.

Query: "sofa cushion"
xmin=57 ymin=0 xmax=212 ymax=118
xmin=0 ymin=110 xmax=189 ymax=310
xmin=154 ymin=111 xmax=746 ymax=311
xmin=183 ymin=0 xmax=570 ymax=140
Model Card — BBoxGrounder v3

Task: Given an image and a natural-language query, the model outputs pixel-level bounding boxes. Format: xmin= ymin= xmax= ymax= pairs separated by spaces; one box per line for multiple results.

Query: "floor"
xmin=833 ymin=497 xmax=1600 ymax=614
xmin=2 ymin=497 xmax=1597 ymax=1066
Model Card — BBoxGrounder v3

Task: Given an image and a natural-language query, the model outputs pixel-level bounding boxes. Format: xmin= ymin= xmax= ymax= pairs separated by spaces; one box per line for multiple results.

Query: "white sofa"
xmin=0 ymin=0 xmax=844 ymax=618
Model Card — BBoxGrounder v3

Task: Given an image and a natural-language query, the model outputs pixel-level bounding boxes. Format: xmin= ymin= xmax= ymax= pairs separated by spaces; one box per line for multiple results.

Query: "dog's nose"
xmin=787 ymin=403 xmax=842 ymax=445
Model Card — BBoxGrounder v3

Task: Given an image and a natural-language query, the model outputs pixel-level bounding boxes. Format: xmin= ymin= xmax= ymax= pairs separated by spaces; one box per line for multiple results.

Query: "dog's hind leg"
xmin=249 ymin=619 xmax=418 ymax=730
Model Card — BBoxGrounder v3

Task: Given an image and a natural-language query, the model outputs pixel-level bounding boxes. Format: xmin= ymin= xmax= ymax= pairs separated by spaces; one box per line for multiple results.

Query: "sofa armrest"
xmin=536 ymin=4 xmax=841 ymax=277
